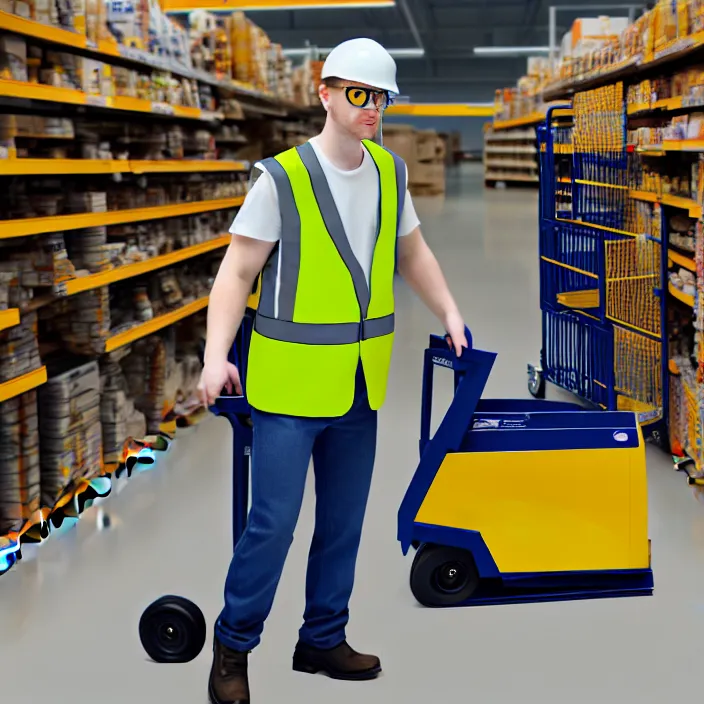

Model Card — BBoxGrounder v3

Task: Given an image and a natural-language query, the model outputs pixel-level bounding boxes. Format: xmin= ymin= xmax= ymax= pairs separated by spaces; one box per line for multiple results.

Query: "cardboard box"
xmin=416 ymin=129 xmax=439 ymax=162
xmin=410 ymin=161 xmax=445 ymax=188
xmin=382 ymin=124 xmax=417 ymax=181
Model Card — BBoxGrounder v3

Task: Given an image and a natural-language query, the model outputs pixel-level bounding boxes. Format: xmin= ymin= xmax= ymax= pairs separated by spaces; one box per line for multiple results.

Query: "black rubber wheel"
xmin=527 ymin=365 xmax=546 ymax=399
xmin=410 ymin=543 xmax=479 ymax=607
xmin=139 ymin=595 xmax=207 ymax=663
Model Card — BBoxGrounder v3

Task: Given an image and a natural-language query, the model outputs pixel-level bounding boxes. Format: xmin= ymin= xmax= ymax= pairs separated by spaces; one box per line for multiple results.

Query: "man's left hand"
xmin=444 ymin=310 xmax=468 ymax=357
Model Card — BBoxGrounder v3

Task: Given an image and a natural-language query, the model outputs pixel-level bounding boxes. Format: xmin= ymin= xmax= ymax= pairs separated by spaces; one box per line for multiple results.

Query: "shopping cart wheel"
xmin=139 ymin=595 xmax=207 ymax=663
xmin=410 ymin=543 xmax=479 ymax=607
xmin=527 ymin=363 xmax=546 ymax=399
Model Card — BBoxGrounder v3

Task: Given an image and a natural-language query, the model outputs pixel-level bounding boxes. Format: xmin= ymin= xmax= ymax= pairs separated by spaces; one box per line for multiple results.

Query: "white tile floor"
xmin=3 ymin=164 xmax=704 ymax=703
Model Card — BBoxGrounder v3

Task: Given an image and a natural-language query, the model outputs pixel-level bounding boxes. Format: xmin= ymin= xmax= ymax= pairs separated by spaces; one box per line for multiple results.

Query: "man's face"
xmin=320 ymin=80 xmax=390 ymax=141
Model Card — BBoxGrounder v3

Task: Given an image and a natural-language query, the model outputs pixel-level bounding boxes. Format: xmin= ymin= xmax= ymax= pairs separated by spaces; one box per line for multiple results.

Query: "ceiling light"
xmin=283 ymin=46 xmax=424 ymax=58
xmin=473 ymin=46 xmax=550 ymax=56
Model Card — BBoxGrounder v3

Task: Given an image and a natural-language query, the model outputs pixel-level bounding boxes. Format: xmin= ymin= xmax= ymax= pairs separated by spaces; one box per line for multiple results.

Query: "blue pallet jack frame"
xmin=209 ymin=310 xmax=255 ymax=551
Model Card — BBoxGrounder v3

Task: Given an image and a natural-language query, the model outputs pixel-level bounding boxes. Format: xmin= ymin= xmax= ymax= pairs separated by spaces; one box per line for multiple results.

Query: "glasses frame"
xmin=326 ymin=80 xmax=393 ymax=111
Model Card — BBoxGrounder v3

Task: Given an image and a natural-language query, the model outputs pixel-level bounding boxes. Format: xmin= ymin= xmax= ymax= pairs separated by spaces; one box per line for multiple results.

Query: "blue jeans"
xmin=215 ymin=365 xmax=378 ymax=652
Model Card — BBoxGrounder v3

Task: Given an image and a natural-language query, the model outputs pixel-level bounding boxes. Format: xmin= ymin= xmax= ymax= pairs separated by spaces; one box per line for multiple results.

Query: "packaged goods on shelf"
xmin=38 ymin=359 xmax=102 ymax=508
xmin=0 ymin=34 xmax=28 ymax=81
xmin=41 ymin=287 xmax=111 ymax=355
xmin=0 ymin=311 xmax=41 ymax=383
xmin=0 ymin=171 xmax=245 ymax=224
xmin=100 ymin=351 xmax=147 ymax=464
xmin=0 ymin=1 xmax=327 ymax=568
xmin=0 ymin=233 xmax=76 ymax=288
xmin=119 ymin=320 xmax=206 ymax=434
xmin=0 ymin=3 xmax=308 ymax=103
xmin=542 ymin=1 xmax=704 ymax=95
xmin=669 ymin=212 xmax=698 ymax=251
xmin=493 ymin=57 xmax=555 ymax=124
xmin=628 ymin=151 xmax=703 ymax=201
xmin=0 ymin=390 xmax=40 ymax=535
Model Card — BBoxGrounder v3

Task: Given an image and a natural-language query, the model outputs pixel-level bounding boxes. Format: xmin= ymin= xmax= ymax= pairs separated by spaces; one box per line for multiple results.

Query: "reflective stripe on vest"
xmin=245 ymin=138 xmax=405 ymax=417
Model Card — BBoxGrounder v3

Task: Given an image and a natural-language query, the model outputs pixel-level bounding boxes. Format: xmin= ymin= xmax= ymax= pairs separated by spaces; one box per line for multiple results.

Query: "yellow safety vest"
xmin=245 ymin=139 xmax=406 ymax=417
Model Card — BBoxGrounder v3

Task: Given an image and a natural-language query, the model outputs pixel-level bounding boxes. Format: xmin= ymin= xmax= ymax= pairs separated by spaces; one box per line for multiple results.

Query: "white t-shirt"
xmin=229 ymin=136 xmax=420 ymax=284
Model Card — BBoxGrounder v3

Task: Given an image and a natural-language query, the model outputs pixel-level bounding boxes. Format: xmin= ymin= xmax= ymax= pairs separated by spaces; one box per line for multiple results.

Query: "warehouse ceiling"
xmin=246 ymin=0 xmax=644 ymax=101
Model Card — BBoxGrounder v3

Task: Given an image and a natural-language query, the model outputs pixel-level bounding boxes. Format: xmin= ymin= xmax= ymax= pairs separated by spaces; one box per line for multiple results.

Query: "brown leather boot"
xmin=292 ymin=640 xmax=381 ymax=681
xmin=208 ymin=637 xmax=250 ymax=704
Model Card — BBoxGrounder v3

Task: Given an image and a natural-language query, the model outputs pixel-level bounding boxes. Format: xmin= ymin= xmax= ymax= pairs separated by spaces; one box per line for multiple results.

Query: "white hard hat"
xmin=321 ymin=38 xmax=399 ymax=95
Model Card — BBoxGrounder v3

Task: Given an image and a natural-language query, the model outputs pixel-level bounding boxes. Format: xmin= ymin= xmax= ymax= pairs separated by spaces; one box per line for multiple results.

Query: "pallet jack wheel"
xmin=139 ymin=595 xmax=207 ymax=663
xmin=527 ymin=364 xmax=546 ymax=399
xmin=410 ymin=543 xmax=479 ymax=607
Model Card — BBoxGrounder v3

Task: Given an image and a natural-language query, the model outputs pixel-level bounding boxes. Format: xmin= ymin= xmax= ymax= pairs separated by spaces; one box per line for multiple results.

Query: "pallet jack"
xmin=398 ymin=331 xmax=654 ymax=608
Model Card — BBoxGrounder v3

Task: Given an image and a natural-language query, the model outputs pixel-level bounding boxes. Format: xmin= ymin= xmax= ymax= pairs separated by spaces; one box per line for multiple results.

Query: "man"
xmin=198 ymin=37 xmax=467 ymax=704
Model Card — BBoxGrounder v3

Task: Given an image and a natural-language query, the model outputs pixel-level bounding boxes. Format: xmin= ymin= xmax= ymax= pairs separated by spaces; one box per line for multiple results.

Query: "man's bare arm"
xmin=198 ymin=235 xmax=275 ymax=404
xmin=204 ymin=234 xmax=274 ymax=365
xmin=396 ymin=226 xmax=467 ymax=354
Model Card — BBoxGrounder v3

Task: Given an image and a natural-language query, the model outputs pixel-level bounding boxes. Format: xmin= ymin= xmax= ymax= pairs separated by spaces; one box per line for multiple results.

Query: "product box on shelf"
xmin=106 ymin=0 xmax=149 ymax=50
xmin=0 ymin=35 xmax=28 ymax=82
xmin=0 ymin=390 xmax=40 ymax=532
xmin=100 ymin=351 xmax=147 ymax=464
xmin=0 ymin=311 xmax=41 ymax=383
xmin=38 ymin=359 xmax=103 ymax=507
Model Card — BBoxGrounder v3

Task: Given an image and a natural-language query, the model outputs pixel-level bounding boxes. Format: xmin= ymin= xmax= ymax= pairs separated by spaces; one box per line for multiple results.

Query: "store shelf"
xmin=485 ymin=146 xmax=537 ymax=154
xmin=0 ymin=158 xmax=248 ymax=176
xmin=661 ymin=140 xmax=704 ymax=152
xmin=485 ymin=159 xmax=537 ymax=169
xmin=104 ymin=296 xmax=209 ymax=353
xmin=0 ymin=78 xmax=86 ymax=105
xmin=0 ymin=79 xmax=221 ymax=121
xmin=544 ymin=28 xmax=704 ymax=102
xmin=129 ymin=160 xmax=248 ymax=174
xmin=492 ymin=112 xmax=545 ymax=131
xmin=629 ymin=190 xmax=702 ymax=218
xmin=0 ymin=366 xmax=48 ymax=403
xmin=669 ymin=249 xmax=697 ymax=272
xmin=485 ymin=172 xmax=539 ymax=183
xmin=542 ymin=56 xmax=641 ymax=101
xmin=669 ymin=281 xmax=696 ymax=307
xmin=0 ymin=196 xmax=244 ymax=240
xmin=0 ymin=11 xmax=280 ymax=106
xmin=0 ymin=10 xmax=89 ymax=49
xmin=485 ymin=129 xmax=536 ymax=141
xmin=0 ymin=308 xmax=20 ymax=331
xmin=628 ymin=96 xmax=704 ymax=117
xmin=59 ymin=236 xmax=230 ymax=296
xmin=386 ymin=103 xmax=494 ymax=117
xmin=0 ymin=158 xmax=128 ymax=175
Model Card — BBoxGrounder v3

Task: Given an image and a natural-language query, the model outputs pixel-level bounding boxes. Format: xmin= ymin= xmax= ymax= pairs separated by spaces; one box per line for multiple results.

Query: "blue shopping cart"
xmin=529 ymin=104 xmax=668 ymax=447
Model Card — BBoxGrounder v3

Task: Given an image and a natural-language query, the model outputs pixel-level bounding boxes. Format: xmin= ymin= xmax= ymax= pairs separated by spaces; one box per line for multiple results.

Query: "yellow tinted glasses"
xmin=343 ymin=85 xmax=391 ymax=110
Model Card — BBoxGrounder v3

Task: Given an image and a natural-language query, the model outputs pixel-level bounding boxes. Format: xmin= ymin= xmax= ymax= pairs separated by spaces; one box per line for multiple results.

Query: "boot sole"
xmin=208 ymin=677 xmax=249 ymax=704
xmin=292 ymin=657 xmax=382 ymax=681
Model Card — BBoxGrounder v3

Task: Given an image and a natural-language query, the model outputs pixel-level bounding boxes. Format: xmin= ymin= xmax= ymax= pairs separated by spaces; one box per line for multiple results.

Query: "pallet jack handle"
xmin=419 ymin=326 xmax=495 ymax=457
xmin=399 ymin=331 xmax=497 ymax=553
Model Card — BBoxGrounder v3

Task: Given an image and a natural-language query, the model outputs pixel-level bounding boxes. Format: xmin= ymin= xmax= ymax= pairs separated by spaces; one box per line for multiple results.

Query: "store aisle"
xmin=3 ymin=163 xmax=704 ymax=703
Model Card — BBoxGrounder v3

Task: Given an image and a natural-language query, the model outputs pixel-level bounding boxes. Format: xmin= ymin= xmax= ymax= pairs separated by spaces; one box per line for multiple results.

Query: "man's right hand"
xmin=197 ymin=361 xmax=243 ymax=407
